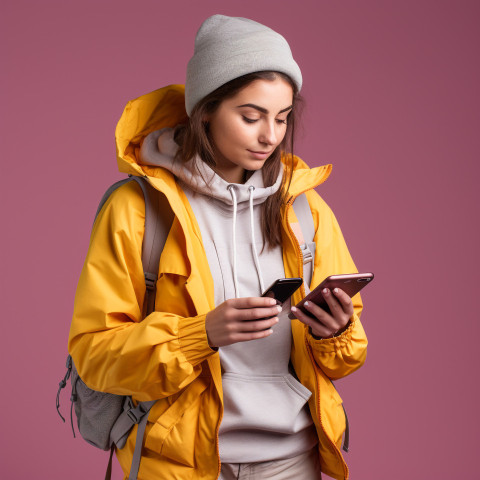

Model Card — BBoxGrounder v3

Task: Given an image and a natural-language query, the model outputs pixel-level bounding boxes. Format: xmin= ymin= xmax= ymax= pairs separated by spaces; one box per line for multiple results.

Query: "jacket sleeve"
xmin=68 ymin=181 xmax=216 ymax=402
xmin=304 ymin=189 xmax=368 ymax=380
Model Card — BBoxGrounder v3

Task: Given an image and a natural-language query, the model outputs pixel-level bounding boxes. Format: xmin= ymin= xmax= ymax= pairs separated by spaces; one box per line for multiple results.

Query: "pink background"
xmin=2 ymin=0 xmax=479 ymax=478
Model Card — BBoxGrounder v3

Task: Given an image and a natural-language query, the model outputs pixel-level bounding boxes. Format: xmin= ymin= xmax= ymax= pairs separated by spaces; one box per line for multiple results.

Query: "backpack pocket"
xmin=71 ymin=364 xmax=124 ymax=450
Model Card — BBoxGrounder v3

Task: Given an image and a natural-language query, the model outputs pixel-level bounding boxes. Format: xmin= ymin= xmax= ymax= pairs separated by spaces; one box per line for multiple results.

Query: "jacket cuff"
xmin=307 ymin=314 xmax=359 ymax=352
xmin=178 ymin=314 xmax=216 ymax=366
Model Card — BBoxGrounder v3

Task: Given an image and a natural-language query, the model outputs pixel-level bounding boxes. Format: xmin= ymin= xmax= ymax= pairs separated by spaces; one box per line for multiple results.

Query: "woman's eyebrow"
xmin=236 ymin=103 xmax=293 ymax=114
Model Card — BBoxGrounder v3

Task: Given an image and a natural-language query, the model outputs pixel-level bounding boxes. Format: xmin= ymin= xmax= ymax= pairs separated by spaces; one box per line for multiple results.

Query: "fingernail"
xmin=269 ymin=298 xmax=276 ymax=305
xmin=276 ymin=305 xmax=282 ymax=313
xmin=291 ymin=306 xmax=297 ymax=312
xmin=334 ymin=288 xmax=339 ymax=294
xmin=274 ymin=317 xmax=279 ymax=323
xmin=323 ymin=288 xmax=329 ymax=295
xmin=304 ymin=301 xmax=310 ymax=307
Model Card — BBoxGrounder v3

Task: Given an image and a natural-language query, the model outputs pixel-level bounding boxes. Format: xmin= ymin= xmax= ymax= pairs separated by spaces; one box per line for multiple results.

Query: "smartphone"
xmin=261 ymin=277 xmax=303 ymax=304
xmin=257 ymin=278 xmax=303 ymax=327
xmin=289 ymin=273 xmax=374 ymax=318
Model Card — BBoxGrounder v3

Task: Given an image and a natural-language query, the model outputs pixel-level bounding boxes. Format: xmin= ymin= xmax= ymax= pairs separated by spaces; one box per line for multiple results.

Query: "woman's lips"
xmin=247 ymin=150 xmax=272 ymax=160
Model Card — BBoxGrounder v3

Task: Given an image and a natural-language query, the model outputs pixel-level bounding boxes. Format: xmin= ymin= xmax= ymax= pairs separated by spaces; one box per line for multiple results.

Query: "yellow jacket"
xmin=68 ymin=85 xmax=368 ymax=480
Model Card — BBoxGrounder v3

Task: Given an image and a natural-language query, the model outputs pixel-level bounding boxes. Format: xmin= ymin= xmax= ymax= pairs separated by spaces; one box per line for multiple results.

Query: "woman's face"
xmin=206 ymin=77 xmax=294 ymax=184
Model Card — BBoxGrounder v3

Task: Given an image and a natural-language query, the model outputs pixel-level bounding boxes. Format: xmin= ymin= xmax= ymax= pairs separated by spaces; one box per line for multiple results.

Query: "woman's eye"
xmin=241 ymin=116 xmax=287 ymax=125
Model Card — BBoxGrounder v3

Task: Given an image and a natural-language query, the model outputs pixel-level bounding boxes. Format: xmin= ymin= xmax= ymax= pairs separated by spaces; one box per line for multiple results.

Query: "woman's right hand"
xmin=205 ymin=297 xmax=282 ymax=348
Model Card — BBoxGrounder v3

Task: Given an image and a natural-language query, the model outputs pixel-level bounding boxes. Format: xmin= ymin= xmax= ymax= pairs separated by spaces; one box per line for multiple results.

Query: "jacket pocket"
xmin=143 ymin=377 xmax=209 ymax=466
xmin=219 ymin=372 xmax=313 ymax=435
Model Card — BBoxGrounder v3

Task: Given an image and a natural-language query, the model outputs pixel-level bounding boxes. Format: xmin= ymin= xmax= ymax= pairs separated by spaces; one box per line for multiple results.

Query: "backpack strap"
xmin=292 ymin=193 xmax=316 ymax=288
xmin=93 ymin=175 xmax=174 ymax=317
xmin=127 ymin=400 xmax=156 ymax=480
xmin=129 ymin=176 xmax=174 ymax=317
xmin=109 ymin=397 xmax=156 ymax=479
xmin=94 ymin=178 xmax=133 ymax=222
xmin=292 ymin=193 xmax=315 ymax=245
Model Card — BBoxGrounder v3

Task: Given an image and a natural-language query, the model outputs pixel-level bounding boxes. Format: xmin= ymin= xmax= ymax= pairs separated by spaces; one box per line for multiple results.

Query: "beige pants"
xmin=218 ymin=447 xmax=322 ymax=480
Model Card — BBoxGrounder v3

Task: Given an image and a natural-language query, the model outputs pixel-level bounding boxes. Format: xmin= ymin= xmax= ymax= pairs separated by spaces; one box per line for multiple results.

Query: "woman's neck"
xmin=213 ymin=166 xmax=249 ymax=184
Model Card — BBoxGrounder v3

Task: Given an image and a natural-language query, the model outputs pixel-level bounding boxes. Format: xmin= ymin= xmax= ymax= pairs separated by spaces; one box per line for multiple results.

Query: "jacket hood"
xmin=114 ymin=85 xmax=332 ymax=198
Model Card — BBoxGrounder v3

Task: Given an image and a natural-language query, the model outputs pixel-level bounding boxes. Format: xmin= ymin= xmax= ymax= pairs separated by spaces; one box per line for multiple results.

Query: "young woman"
xmin=68 ymin=14 xmax=368 ymax=480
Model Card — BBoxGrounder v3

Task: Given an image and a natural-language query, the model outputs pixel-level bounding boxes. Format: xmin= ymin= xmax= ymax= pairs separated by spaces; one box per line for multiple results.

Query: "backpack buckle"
xmin=144 ymin=272 xmax=157 ymax=291
xmin=126 ymin=409 xmax=141 ymax=424
xmin=126 ymin=404 xmax=147 ymax=424
xmin=300 ymin=243 xmax=313 ymax=265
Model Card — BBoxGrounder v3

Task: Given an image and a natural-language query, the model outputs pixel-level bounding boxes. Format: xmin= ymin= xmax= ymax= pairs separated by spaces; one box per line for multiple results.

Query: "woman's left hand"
xmin=290 ymin=288 xmax=354 ymax=339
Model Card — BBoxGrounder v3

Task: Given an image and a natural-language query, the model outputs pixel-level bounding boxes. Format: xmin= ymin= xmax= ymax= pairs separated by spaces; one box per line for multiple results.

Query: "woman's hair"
xmin=174 ymin=71 xmax=303 ymax=249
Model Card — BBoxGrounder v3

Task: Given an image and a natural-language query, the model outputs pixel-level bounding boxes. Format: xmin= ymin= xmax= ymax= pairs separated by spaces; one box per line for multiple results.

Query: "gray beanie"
xmin=185 ymin=15 xmax=302 ymax=116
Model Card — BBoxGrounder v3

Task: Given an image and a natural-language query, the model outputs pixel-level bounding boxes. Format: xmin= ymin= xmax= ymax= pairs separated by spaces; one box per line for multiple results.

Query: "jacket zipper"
xmin=286 ymin=192 xmax=349 ymax=480
xmin=305 ymin=340 xmax=349 ymax=479
xmin=214 ymin=407 xmax=223 ymax=479
xmin=330 ymin=379 xmax=350 ymax=453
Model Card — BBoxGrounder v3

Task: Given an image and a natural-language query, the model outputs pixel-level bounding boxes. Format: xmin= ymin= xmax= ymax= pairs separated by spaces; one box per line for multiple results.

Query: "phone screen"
xmin=262 ymin=278 xmax=303 ymax=304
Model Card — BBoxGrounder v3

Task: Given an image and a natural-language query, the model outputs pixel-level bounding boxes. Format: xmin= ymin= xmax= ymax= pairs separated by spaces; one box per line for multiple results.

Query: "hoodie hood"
xmin=139 ymin=128 xmax=283 ymax=211
xmin=114 ymin=84 xmax=332 ymax=199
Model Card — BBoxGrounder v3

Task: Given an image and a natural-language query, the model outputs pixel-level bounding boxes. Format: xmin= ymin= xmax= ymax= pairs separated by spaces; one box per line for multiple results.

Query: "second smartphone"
xmin=261 ymin=277 xmax=303 ymax=304
xmin=289 ymin=272 xmax=374 ymax=318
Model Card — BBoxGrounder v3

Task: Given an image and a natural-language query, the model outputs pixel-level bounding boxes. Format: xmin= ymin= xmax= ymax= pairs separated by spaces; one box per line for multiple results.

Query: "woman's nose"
xmin=259 ymin=121 xmax=277 ymax=145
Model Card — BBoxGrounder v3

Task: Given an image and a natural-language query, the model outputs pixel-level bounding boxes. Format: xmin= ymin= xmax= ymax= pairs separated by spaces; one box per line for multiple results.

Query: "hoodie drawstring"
xmin=248 ymin=186 xmax=265 ymax=293
xmin=227 ymin=185 xmax=265 ymax=298
xmin=227 ymin=185 xmax=240 ymax=298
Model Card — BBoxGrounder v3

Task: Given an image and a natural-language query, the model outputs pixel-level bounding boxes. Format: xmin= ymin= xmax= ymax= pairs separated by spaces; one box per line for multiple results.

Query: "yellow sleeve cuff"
xmin=178 ymin=314 xmax=216 ymax=366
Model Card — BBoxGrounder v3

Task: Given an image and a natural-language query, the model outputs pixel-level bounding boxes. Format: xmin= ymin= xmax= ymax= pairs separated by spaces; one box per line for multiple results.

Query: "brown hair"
xmin=174 ymin=71 xmax=303 ymax=249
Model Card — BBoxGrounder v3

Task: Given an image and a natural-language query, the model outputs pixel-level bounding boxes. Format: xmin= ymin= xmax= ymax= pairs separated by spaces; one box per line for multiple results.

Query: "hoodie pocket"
xmin=219 ymin=372 xmax=313 ymax=435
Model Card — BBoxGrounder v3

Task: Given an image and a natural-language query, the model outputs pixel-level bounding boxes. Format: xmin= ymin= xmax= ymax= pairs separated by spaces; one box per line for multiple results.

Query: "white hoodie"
xmin=140 ymin=128 xmax=317 ymax=463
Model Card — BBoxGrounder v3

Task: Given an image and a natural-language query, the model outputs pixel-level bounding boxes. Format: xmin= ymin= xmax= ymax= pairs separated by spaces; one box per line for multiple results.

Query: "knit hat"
xmin=185 ymin=14 xmax=302 ymax=116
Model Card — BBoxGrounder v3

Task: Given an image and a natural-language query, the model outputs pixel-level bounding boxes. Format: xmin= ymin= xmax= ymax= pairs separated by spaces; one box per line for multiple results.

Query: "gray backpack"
xmin=56 ymin=177 xmax=318 ymax=479
xmin=56 ymin=175 xmax=174 ymax=480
